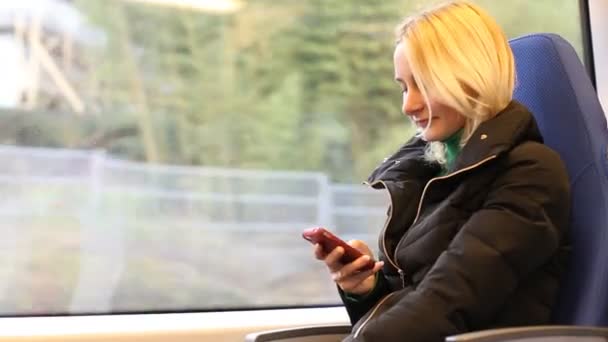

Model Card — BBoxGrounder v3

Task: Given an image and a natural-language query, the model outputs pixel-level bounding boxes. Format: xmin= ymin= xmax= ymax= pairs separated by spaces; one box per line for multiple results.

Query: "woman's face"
xmin=393 ymin=42 xmax=465 ymax=141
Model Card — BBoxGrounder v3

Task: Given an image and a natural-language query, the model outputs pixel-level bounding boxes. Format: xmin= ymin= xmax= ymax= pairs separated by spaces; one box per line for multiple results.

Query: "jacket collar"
xmin=367 ymin=100 xmax=543 ymax=183
xmin=451 ymin=100 xmax=543 ymax=172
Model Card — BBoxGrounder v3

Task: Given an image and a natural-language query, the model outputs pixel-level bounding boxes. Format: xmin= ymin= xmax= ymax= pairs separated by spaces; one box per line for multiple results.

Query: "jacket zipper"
xmin=353 ymin=292 xmax=397 ymax=338
xmin=393 ymin=155 xmax=498 ymax=256
xmin=364 ymin=180 xmax=407 ymax=288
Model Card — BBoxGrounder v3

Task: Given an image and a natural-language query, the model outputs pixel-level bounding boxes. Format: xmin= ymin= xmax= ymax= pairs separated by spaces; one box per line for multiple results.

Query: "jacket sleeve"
xmin=351 ymin=143 xmax=571 ymax=342
xmin=339 ymin=270 xmax=392 ymax=324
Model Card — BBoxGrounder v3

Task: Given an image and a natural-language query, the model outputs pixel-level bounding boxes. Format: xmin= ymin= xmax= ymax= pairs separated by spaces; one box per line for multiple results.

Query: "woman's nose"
xmin=402 ymin=90 xmax=424 ymax=116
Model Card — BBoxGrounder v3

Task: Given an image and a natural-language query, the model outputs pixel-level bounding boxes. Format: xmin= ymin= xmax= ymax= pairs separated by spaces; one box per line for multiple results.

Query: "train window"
xmin=0 ymin=0 xmax=584 ymax=315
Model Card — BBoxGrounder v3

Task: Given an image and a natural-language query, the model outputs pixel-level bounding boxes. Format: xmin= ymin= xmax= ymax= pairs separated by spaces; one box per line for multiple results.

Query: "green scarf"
xmin=441 ymin=129 xmax=463 ymax=174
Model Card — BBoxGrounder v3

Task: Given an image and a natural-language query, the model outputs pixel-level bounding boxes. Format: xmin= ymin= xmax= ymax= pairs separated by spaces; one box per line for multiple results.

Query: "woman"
xmin=313 ymin=1 xmax=571 ymax=341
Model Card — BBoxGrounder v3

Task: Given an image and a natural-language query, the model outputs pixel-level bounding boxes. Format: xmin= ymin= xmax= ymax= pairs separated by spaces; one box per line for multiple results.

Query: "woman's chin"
xmin=419 ymin=132 xmax=438 ymax=142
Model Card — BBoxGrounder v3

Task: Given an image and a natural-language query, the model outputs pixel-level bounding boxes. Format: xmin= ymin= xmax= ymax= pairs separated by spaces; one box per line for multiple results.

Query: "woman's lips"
xmin=416 ymin=119 xmax=429 ymax=128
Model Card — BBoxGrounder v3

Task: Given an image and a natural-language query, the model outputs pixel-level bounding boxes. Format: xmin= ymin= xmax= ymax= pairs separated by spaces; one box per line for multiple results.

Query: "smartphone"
xmin=302 ymin=227 xmax=375 ymax=271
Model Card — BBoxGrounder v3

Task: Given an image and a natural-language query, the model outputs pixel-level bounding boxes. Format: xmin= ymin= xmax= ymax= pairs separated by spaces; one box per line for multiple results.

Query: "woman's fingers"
xmin=311 ymin=239 xmax=385 ymax=294
xmin=372 ymin=261 xmax=384 ymax=273
xmin=312 ymin=244 xmax=347 ymax=272
xmin=334 ymin=263 xmax=383 ymax=294
xmin=348 ymin=239 xmax=370 ymax=253
xmin=313 ymin=243 xmax=326 ymax=260
xmin=340 ymin=254 xmax=371 ymax=275
xmin=333 ymin=257 xmax=384 ymax=283
xmin=324 ymin=246 xmax=345 ymax=271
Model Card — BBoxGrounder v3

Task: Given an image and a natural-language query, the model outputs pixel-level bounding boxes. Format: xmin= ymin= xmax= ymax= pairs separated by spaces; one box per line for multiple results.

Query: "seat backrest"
xmin=510 ymin=33 xmax=608 ymax=326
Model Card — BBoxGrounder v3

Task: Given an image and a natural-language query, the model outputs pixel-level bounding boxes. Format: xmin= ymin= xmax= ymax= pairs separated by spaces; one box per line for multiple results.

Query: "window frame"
xmin=587 ymin=0 xmax=608 ymax=111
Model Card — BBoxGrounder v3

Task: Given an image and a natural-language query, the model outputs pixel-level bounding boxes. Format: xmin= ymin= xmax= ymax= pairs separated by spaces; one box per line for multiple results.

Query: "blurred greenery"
xmin=1 ymin=0 xmax=582 ymax=182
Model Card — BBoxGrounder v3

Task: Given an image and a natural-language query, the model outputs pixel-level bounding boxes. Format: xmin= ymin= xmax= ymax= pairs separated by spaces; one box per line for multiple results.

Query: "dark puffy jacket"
xmin=340 ymin=101 xmax=571 ymax=342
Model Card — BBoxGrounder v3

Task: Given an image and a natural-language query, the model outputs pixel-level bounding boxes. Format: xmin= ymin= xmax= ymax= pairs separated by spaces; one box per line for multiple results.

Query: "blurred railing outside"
xmin=0 ymin=145 xmax=389 ymax=314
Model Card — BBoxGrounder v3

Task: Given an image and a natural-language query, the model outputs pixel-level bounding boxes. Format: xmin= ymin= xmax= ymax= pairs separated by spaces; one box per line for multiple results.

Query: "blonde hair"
xmin=395 ymin=0 xmax=515 ymax=165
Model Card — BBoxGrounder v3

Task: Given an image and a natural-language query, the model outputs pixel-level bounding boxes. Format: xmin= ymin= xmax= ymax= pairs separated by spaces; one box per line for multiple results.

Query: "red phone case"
xmin=302 ymin=227 xmax=375 ymax=271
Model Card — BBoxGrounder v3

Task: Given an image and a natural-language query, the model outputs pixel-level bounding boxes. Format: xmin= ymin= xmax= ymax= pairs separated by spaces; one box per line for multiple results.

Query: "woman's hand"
xmin=314 ymin=240 xmax=384 ymax=295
